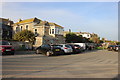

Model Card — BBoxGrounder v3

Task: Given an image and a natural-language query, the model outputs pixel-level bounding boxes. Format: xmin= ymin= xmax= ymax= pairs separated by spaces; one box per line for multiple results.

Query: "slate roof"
xmin=14 ymin=18 xmax=36 ymax=24
xmin=13 ymin=17 xmax=64 ymax=28
xmin=49 ymin=22 xmax=64 ymax=28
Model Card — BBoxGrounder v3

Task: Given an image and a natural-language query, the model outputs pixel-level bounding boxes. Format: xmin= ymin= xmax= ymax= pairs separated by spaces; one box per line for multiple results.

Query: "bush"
xmin=96 ymin=47 xmax=104 ymax=50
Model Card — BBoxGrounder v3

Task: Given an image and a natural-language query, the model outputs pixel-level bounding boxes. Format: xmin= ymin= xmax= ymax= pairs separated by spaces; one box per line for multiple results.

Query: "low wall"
xmin=9 ymin=41 xmax=32 ymax=50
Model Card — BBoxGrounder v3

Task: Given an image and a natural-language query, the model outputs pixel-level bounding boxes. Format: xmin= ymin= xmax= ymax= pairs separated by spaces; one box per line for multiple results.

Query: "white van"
xmin=73 ymin=43 xmax=86 ymax=51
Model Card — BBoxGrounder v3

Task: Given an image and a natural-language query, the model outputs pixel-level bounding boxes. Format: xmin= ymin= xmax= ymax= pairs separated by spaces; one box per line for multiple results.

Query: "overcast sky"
xmin=2 ymin=2 xmax=118 ymax=41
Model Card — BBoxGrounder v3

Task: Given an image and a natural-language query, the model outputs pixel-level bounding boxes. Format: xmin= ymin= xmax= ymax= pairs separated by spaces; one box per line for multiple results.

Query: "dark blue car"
xmin=36 ymin=44 xmax=63 ymax=56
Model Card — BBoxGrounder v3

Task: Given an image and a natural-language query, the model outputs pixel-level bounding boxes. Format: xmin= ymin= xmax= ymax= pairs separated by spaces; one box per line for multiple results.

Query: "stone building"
xmin=12 ymin=17 xmax=65 ymax=47
xmin=0 ymin=18 xmax=14 ymax=40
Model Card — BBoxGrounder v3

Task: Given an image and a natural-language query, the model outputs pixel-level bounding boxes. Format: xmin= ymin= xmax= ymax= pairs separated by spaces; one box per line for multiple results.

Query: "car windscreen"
xmin=74 ymin=45 xmax=80 ymax=47
xmin=109 ymin=45 xmax=115 ymax=47
xmin=0 ymin=41 xmax=10 ymax=45
xmin=116 ymin=45 xmax=120 ymax=47
xmin=52 ymin=45 xmax=63 ymax=47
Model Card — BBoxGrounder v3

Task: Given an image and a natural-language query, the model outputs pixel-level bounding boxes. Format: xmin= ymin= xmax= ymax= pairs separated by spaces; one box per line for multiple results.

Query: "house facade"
xmin=12 ymin=17 xmax=65 ymax=47
xmin=0 ymin=18 xmax=14 ymax=40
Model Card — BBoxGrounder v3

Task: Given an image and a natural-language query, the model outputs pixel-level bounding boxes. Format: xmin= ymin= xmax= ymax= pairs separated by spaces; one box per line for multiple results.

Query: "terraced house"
xmin=12 ymin=17 xmax=65 ymax=47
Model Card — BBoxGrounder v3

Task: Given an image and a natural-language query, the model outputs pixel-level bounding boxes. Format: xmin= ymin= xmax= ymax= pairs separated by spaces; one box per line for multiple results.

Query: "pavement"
xmin=14 ymin=50 xmax=35 ymax=55
xmin=2 ymin=50 xmax=118 ymax=79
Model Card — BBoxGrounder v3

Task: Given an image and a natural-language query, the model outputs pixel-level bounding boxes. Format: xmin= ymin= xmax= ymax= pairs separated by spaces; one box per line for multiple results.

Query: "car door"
xmin=41 ymin=44 xmax=51 ymax=54
xmin=37 ymin=46 xmax=44 ymax=54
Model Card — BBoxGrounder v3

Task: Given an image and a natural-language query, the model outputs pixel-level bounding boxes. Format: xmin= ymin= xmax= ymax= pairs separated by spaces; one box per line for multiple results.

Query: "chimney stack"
xmin=18 ymin=19 xmax=22 ymax=22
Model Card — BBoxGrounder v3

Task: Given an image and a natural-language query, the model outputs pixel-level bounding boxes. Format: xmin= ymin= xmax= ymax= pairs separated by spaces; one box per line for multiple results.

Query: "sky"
xmin=2 ymin=2 xmax=118 ymax=41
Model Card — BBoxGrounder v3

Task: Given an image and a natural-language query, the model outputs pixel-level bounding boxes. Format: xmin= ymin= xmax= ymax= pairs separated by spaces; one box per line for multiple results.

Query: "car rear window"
xmin=0 ymin=41 xmax=10 ymax=45
xmin=65 ymin=45 xmax=71 ymax=48
xmin=52 ymin=45 xmax=63 ymax=47
xmin=74 ymin=45 xmax=80 ymax=47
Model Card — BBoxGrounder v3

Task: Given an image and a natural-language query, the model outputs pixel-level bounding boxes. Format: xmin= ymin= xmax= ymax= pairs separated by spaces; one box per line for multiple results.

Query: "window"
xmin=65 ymin=45 xmax=71 ymax=48
xmin=52 ymin=29 xmax=54 ymax=34
xmin=44 ymin=30 xmax=46 ymax=33
xmin=0 ymin=30 xmax=2 ymax=35
xmin=26 ymin=25 xmax=28 ymax=30
xmin=21 ymin=26 xmax=22 ymax=31
xmin=7 ymin=31 xmax=9 ymax=36
xmin=87 ymin=34 xmax=89 ymax=37
xmin=58 ymin=29 xmax=60 ymax=34
xmin=35 ymin=29 xmax=38 ymax=37
xmin=1 ymin=41 xmax=10 ymax=45
xmin=16 ymin=27 xmax=19 ymax=32
xmin=55 ymin=29 xmax=57 ymax=34
xmin=41 ymin=44 xmax=51 ymax=49
xmin=50 ymin=29 xmax=51 ymax=34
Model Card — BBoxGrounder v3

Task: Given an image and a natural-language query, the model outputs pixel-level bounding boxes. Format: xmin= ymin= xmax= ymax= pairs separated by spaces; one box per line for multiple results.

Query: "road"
xmin=2 ymin=50 xmax=118 ymax=78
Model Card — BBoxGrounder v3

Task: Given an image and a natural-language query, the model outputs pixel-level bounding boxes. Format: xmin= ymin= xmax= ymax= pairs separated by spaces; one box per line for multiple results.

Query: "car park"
xmin=0 ymin=40 xmax=15 ymax=55
xmin=36 ymin=44 xmax=63 ymax=56
xmin=67 ymin=43 xmax=82 ymax=54
xmin=51 ymin=44 xmax=73 ymax=54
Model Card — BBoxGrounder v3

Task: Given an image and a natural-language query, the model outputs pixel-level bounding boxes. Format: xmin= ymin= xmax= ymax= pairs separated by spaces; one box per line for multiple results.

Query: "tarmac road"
xmin=2 ymin=50 xmax=118 ymax=78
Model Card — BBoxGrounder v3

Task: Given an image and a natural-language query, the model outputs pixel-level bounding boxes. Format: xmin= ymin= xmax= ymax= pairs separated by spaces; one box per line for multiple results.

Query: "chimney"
xmin=18 ymin=19 xmax=22 ymax=22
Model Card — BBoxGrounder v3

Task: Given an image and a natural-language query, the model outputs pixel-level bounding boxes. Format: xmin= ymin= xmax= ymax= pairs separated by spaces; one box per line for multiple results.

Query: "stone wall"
xmin=9 ymin=41 xmax=32 ymax=50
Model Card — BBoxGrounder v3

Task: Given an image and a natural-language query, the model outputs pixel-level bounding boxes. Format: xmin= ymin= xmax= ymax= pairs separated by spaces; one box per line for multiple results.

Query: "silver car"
xmin=51 ymin=44 xmax=73 ymax=54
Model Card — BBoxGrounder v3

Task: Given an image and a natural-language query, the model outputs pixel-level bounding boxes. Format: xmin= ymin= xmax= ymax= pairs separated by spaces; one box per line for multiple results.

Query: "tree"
xmin=13 ymin=30 xmax=36 ymax=44
xmin=102 ymin=38 xmax=105 ymax=42
xmin=116 ymin=42 xmax=120 ymax=45
xmin=65 ymin=33 xmax=91 ymax=43
xmin=90 ymin=33 xmax=100 ymax=43
xmin=65 ymin=32 xmax=78 ymax=43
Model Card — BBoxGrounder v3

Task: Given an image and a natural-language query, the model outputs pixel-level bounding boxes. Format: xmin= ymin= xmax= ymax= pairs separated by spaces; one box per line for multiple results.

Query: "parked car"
xmin=36 ymin=44 xmax=63 ymax=56
xmin=107 ymin=45 xmax=116 ymax=51
xmin=86 ymin=43 xmax=95 ymax=50
xmin=0 ymin=40 xmax=15 ymax=55
xmin=114 ymin=45 xmax=120 ymax=52
xmin=67 ymin=43 xmax=82 ymax=54
xmin=51 ymin=44 xmax=73 ymax=54
xmin=73 ymin=43 xmax=86 ymax=51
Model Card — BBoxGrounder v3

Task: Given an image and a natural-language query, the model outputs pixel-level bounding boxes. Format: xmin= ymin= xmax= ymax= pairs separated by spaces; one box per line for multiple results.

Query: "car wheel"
xmin=61 ymin=50 xmax=65 ymax=55
xmin=36 ymin=50 xmax=39 ymax=54
xmin=11 ymin=52 xmax=14 ymax=55
xmin=46 ymin=51 xmax=53 ymax=56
